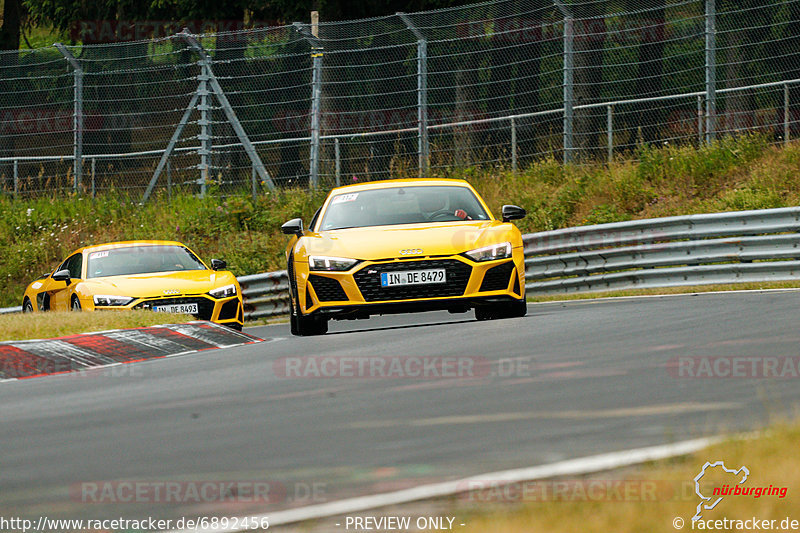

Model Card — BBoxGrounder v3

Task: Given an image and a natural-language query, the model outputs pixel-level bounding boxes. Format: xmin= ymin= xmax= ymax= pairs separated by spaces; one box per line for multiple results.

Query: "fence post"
xmin=167 ymin=158 xmax=172 ymax=201
xmin=607 ymin=105 xmax=613 ymax=164
xmin=697 ymin=95 xmax=704 ymax=145
xmin=554 ymin=2 xmax=574 ymax=164
xmin=399 ymin=13 xmax=429 ymax=177
xmin=334 ymin=137 xmax=341 ymax=187
xmin=785 ymin=83 xmax=790 ymax=146
xmin=511 ymin=117 xmax=517 ymax=174
xmin=13 ymin=159 xmax=18 ymax=200
xmin=251 ymin=162 xmax=257 ymax=200
xmin=294 ymin=21 xmax=324 ymax=189
xmin=198 ymin=55 xmax=212 ymax=197
xmin=705 ymin=0 xmax=716 ymax=144
xmin=309 ymin=53 xmax=323 ymax=189
xmin=91 ymin=157 xmax=96 ymax=198
xmin=178 ymin=30 xmax=276 ymax=194
xmin=54 ymin=43 xmax=83 ymax=194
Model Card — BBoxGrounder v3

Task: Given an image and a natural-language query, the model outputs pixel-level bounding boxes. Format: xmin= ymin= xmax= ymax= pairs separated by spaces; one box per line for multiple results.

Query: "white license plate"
xmin=381 ymin=269 xmax=446 ymax=287
xmin=153 ymin=303 xmax=198 ymax=314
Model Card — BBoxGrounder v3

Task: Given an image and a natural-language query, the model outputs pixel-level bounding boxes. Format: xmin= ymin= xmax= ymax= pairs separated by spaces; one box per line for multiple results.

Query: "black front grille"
xmin=354 ymin=259 xmax=472 ymax=302
xmin=134 ymin=297 xmax=215 ymax=320
xmin=480 ymin=261 xmax=515 ymax=292
xmin=309 ymin=275 xmax=348 ymax=302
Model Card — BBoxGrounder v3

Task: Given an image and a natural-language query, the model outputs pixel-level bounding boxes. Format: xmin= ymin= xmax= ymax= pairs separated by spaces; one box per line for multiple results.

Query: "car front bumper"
xmin=295 ymin=251 xmax=525 ymax=320
xmin=93 ymin=294 xmax=244 ymax=327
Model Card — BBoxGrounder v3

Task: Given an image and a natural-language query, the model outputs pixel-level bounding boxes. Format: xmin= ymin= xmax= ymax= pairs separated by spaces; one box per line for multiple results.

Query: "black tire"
xmin=22 ymin=298 xmax=33 ymax=313
xmin=71 ymin=296 xmax=82 ymax=311
xmin=289 ymin=279 xmax=328 ymax=336
xmin=475 ymin=299 xmax=527 ymax=321
xmin=505 ymin=299 xmax=528 ymax=318
xmin=227 ymin=323 xmax=243 ymax=332
xmin=296 ymin=313 xmax=328 ymax=336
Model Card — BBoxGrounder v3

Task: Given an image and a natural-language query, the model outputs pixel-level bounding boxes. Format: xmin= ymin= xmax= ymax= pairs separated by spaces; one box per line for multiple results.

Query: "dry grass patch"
xmin=0 ymin=310 xmax=193 ymax=342
xmin=458 ymin=420 xmax=800 ymax=532
xmin=527 ymin=281 xmax=800 ymax=304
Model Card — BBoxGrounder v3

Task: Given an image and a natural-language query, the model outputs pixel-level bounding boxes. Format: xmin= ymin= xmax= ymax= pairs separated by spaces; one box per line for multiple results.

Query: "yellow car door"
xmin=49 ymin=252 xmax=83 ymax=310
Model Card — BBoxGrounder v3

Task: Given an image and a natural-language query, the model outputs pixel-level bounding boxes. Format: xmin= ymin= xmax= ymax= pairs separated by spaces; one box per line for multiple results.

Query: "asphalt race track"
xmin=2 ymin=291 xmax=799 ymax=523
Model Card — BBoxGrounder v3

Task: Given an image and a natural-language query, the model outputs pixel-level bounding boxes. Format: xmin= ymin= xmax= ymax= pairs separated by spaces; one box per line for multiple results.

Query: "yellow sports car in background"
xmin=22 ymin=240 xmax=244 ymax=330
xmin=282 ymin=178 xmax=527 ymax=336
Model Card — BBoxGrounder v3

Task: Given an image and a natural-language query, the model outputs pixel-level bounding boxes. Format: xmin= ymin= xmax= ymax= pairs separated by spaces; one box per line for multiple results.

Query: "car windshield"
xmin=86 ymin=245 xmax=207 ymax=278
xmin=317 ymin=186 xmax=490 ymax=231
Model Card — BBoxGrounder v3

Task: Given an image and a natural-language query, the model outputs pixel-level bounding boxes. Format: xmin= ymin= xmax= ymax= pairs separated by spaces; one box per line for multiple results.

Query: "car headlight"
xmin=93 ymin=295 xmax=134 ymax=307
xmin=464 ymin=242 xmax=513 ymax=262
xmin=308 ymin=255 xmax=359 ymax=271
xmin=209 ymin=284 xmax=237 ymax=298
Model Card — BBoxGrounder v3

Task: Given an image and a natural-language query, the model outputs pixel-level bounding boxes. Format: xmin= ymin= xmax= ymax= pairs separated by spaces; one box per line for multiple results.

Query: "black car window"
xmin=309 ymin=207 xmax=322 ymax=232
xmin=59 ymin=253 xmax=83 ymax=279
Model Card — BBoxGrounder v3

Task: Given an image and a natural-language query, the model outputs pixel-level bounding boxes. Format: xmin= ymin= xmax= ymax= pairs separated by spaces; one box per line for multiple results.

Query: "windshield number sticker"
xmin=332 ymin=193 xmax=358 ymax=204
xmin=89 ymin=251 xmax=109 ymax=259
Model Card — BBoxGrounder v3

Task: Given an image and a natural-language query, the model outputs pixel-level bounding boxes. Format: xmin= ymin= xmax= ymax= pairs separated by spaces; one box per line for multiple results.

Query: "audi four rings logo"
xmin=163 ymin=289 xmax=180 ymax=295
xmin=399 ymin=249 xmax=423 ymax=256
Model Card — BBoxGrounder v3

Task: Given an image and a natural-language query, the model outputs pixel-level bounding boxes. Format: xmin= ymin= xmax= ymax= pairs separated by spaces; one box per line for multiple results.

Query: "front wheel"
xmin=71 ymin=296 xmax=82 ymax=311
xmin=475 ymin=299 xmax=527 ymax=321
xmin=289 ymin=285 xmax=328 ymax=337
xmin=22 ymin=298 xmax=33 ymax=313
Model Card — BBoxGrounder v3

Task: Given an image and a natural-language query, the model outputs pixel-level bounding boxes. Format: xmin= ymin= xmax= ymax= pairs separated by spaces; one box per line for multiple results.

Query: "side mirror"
xmin=52 ymin=269 xmax=71 ymax=284
xmin=281 ymin=218 xmax=304 ymax=236
xmin=501 ymin=205 xmax=526 ymax=223
xmin=211 ymin=259 xmax=227 ymax=271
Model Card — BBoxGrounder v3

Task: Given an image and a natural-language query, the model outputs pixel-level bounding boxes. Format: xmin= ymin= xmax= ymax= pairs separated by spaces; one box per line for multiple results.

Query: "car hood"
xmin=299 ymin=221 xmax=514 ymax=261
xmin=80 ymin=270 xmax=235 ymax=298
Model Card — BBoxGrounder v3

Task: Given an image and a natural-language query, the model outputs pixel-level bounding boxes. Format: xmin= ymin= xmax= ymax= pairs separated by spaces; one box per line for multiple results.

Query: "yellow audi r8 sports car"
xmin=282 ymin=178 xmax=527 ymax=336
xmin=22 ymin=240 xmax=244 ymax=330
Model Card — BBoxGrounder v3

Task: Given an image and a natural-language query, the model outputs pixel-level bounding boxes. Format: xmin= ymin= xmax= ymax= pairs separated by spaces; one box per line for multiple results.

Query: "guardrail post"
xmin=334 ymin=137 xmax=341 ymax=186
xmin=54 ymin=43 xmax=83 ymax=194
xmin=398 ymin=13 xmax=429 ymax=178
xmin=606 ymin=105 xmax=613 ymax=163
xmin=511 ymin=117 xmax=518 ymax=174
xmin=705 ymin=0 xmax=716 ymax=143
xmin=785 ymin=83 xmax=790 ymax=146
xmin=13 ymin=159 xmax=18 ymax=199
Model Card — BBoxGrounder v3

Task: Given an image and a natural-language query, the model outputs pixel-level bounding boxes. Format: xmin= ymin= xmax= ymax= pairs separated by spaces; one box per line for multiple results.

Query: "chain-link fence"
xmin=1 ymin=0 xmax=799 ymax=199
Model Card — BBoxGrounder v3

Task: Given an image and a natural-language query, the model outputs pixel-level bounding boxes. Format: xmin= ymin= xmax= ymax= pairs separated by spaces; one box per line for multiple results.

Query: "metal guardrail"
xmin=237 ymin=270 xmax=290 ymax=320
xmin=6 ymin=207 xmax=800 ymax=319
xmin=523 ymin=206 xmax=800 ymax=295
xmin=0 ymin=306 xmax=22 ymax=315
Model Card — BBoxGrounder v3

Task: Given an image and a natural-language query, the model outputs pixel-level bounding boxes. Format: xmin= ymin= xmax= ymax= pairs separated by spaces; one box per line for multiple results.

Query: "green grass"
xmin=2 ymin=134 xmax=800 ymax=308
